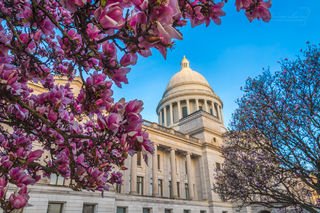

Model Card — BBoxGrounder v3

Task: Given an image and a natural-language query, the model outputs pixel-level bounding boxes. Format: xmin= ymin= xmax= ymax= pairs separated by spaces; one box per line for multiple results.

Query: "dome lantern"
xmin=181 ymin=56 xmax=190 ymax=70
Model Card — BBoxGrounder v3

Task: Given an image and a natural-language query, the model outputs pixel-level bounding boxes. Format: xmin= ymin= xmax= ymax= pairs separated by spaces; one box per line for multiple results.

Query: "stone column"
xmin=169 ymin=103 xmax=173 ymax=125
xmin=163 ymin=106 xmax=167 ymax=126
xmin=196 ymin=99 xmax=199 ymax=111
xmin=177 ymin=100 xmax=181 ymax=120
xmin=186 ymin=99 xmax=190 ymax=115
xmin=130 ymin=154 xmax=137 ymax=194
xmin=170 ymin=148 xmax=178 ymax=198
xmin=152 ymin=144 xmax=159 ymax=196
xmin=158 ymin=110 xmax=161 ymax=124
xmin=204 ymin=100 xmax=208 ymax=113
xmin=214 ymin=103 xmax=219 ymax=118
xmin=186 ymin=152 xmax=194 ymax=200
xmin=219 ymin=106 xmax=224 ymax=124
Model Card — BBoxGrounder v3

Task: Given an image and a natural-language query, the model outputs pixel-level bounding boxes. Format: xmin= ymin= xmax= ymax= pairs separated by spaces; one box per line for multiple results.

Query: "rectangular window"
xmin=161 ymin=109 xmax=165 ymax=126
xmin=150 ymin=178 xmax=153 ymax=195
xmin=185 ymin=160 xmax=188 ymax=174
xmin=183 ymin=210 xmax=190 ymax=213
xmin=117 ymin=207 xmax=127 ymax=213
xmin=182 ymin=106 xmax=188 ymax=118
xmin=158 ymin=179 xmax=163 ymax=197
xmin=185 ymin=183 xmax=189 ymax=199
xmin=168 ymin=181 xmax=172 ymax=198
xmin=216 ymin=162 xmax=221 ymax=170
xmin=165 ymin=209 xmax=172 ymax=213
xmin=116 ymin=183 xmax=121 ymax=193
xmin=177 ymin=182 xmax=180 ymax=198
xmin=47 ymin=202 xmax=63 ymax=213
xmin=137 ymin=176 xmax=144 ymax=195
xmin=166 ymin=107 xmax=170 ymax=126
xmin=83 ymin=203 xmax=95 ymax=213
xmin=210 ymin=108 xmax=213 ymax=115
xmin=49 ymin=174 xmax=65 ymax=186
xmin=199 ymin=106 xmax=203 ymax=110
xmin=157 ymin=154 xmax=160 ymax=170
xmin=222 ymin=211 xmax=228 ymax=213
xmin=200 ymin=211 xmax=206 ymax=213
xmin=143 ymin=208 xmax=151 ymax=213
xmin=137 ymin=152 xmax=142 ymax=166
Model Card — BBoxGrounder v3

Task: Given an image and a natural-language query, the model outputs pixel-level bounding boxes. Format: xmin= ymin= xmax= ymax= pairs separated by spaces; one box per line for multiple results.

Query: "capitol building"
xmin=12 ymin=57 xmax=273 ymax=213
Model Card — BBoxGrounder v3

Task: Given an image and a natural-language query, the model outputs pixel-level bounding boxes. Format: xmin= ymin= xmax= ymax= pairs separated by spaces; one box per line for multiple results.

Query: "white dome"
xmin=166 ymin=68 xmax=210 ymax=90
xmin=162 ymin=56 xmax=214 ymax=99
xmin=156 ymin=56 xmax=224 ymax=128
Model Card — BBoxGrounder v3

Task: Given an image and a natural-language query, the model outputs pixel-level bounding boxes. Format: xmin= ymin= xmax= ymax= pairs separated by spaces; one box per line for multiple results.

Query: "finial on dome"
xmin=181 ymin=55 xmax=190 ymax=71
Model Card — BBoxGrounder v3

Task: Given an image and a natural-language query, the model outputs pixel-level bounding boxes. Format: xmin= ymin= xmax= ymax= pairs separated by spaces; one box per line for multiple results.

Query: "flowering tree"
xmin=214 ymin=44 xmax=320 ymax=213
xmin=0 ymin=0 xmax=271 ymax=211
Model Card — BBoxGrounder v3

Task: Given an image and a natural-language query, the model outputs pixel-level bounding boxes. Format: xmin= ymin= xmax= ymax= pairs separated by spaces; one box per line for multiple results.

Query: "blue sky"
xmin=113 ymin=0 xmax=320 ymax=128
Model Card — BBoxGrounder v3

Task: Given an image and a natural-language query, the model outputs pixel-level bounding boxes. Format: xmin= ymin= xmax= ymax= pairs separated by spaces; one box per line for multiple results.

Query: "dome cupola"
xmin=156 ymin=56 xmax=224 ymax=128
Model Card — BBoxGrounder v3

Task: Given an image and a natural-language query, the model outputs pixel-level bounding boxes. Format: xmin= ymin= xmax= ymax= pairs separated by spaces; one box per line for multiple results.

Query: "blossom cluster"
xmin=0 ymin=0 xmax=271 ymax=211
xmin=214 ymin=44 xmax=320 ymax=212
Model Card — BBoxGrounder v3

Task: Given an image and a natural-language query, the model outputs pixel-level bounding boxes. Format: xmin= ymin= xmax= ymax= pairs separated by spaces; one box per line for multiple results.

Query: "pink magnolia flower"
xmin=132 ymin=0 xmax=148 ymax=10
xmin=120 ymin=53 xmax=138 ymax=66
xmin=9 ymin=194 xmax=28 ymax=209
xmin=245 ymin=0 xmax=271 ymax=22
xmin=94 ymin=6 xmax=124 ymax=29
xmin=86 ymin=23 xmax=100 ymax=40
xmin=64 ymin=0 xmax=87 ymax=12
xmin=106 ymin=113 xmax=121 ymax=131
xmin=235 ymin=0 xmax=253 ymax=11
xmin=111 ymin=68 xmax=130 ymax=87
xmin=209 ymin=2 xmax=226 ymax=25
xmin=156 ymin=21 xmax=182 ymax=44
xmin=27 ymin=150 xmax=44 ymax=163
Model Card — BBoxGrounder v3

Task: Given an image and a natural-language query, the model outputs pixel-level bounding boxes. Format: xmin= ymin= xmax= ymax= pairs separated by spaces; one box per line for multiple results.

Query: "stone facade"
xmin=3 ymin=57 xmax=275 ymax=213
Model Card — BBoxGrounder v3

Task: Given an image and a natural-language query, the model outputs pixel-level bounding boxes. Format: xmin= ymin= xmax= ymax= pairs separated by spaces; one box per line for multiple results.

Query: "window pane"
xmin=158 ymin=179 xmax=163 ymax=197
xmin=117 ymin=207 xmax=126 ymax=213
xmin=150 ymin=178 xmax=153 ymax=195
xmin=57 ymin=176 xmax=64 ymax=185
xmin=185 ymin=183 xmax=189 ymax=199
xmin=143 ymin=208 xmax=151 ymax=213
xmin=49 ymin=174 xmax=57 ymax=185
xmin=182 ymin=107 xmax=187 ymax=118
xmin=47 ymin=203 xmax=63 ymax=213
xmin=177 ymin=182 xmax=180 ymax=198
xmin=116 ymin=183 xmax=121 ymax=193
xmin=137 ymin=176 xmax=144 ymax=195
xmin=165 ymin=209 xmax=172 ymax=213
xmin=137 ymin=152 xmax=142 ymax=166
xmin=157 ymin=154 xmax=160 ymax=170
xmin=83 ymin=204 xmax=95 ymax=213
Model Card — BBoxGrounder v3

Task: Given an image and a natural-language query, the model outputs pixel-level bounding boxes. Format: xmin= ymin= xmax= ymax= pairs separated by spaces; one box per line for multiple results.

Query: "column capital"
xmin=169 ymin=147 xmax=177 ymax=152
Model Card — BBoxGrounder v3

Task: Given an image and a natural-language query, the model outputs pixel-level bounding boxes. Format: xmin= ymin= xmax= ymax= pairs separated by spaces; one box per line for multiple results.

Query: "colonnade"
xmin=158 ymin=98 xmax=223 ymax=127
xmin=129 ymin=144 xmax=195 ymax=200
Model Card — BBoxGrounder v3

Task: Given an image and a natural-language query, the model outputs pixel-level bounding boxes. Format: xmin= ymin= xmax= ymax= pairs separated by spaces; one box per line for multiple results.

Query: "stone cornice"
xmin=115 ymin=193 xmax=209 ymax=206
xmin=143 ymin=125 xmax=202 ymax=148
